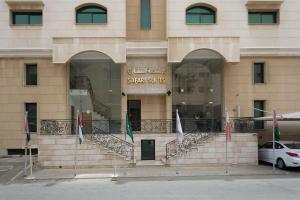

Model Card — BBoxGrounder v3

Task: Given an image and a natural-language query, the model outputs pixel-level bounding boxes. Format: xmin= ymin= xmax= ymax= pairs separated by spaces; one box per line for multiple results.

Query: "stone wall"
xmin=169 ymin=133 xmax=258 ymax=166
xmin=39 ymin=135 xmax=129 ymax=168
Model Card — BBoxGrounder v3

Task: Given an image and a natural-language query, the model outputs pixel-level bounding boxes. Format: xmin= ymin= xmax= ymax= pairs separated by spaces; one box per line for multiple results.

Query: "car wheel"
xmin=277 ymin=158 xmax=286 ymax=170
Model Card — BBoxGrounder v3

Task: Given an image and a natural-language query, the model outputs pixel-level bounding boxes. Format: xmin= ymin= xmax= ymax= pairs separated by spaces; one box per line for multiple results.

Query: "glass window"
xmin=284 ymin=143 xmax=300 ymax=149
xmin=25 ymin=103 xmax=37 ymax=132
xmin=248 ymin=12 xmax=277 ymax=24
xmin=275 ymin=142 xmax=284 ymax=149
xmin=263 ymin=142 xmax=273 ymax=149
xmin=25 ymin=64 xmax=37 ymax=86
xmin=254 ymin=100 xmax=265 ymax=129
xmin=253 ymin=62 xmax=265 ymax=84
xmin=186 ymin=6 xmax=216 ymax=24
xmin=172 ymin=50 xmax=223 ymax=133
xmin=12 ymin=12 xmax=42 ymax=25
xmin=141 ymin=0 xmax=151 ymax=29
xmin=76 ymin=6 xmax=107 ymax=24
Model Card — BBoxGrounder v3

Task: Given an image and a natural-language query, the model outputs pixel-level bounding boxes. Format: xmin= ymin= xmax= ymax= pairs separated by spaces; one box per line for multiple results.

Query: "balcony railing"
xmin=40 ymin=117 xmax=256 ymax=135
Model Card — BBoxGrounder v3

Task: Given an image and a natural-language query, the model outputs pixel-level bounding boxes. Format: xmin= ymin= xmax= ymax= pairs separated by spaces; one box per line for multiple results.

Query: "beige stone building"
xmin=0 ymin=0 xmax=299 ymax=167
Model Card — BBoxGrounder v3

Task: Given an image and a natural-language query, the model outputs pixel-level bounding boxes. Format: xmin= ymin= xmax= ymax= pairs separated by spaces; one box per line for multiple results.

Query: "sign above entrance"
xmin=127 ymin=67 xmax=166 ymax=85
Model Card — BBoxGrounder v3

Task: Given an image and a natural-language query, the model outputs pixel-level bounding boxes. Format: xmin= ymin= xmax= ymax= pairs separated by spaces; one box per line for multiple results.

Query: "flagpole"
xmin=24 ymin=144 xmax=27 ymax=177
xmin=176 ymin=109 xmax=179 ymax=175
xmin=24 ymin=111 xmax=28 ymax=177
xmin=29 ymin=145 xmax=33 ymax=176
xmin=74 ymin=110 xmax=79 ymax=176
xmin=272 ymin=110 xmax=276 ymax=173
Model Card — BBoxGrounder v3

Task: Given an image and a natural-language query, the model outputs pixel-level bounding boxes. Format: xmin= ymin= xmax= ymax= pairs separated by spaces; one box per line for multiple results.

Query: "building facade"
xmin=0 ymin=0 xmax=299 ymax=166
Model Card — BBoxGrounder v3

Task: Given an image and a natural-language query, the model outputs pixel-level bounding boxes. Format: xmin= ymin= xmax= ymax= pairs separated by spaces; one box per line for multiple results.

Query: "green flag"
xmin=126 ymin=112 xmax=134 ymax=143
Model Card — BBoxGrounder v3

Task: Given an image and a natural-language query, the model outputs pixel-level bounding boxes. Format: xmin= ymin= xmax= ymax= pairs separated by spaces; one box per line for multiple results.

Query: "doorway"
xmin=127 ymin=100 xmax=141 ymax=131
xmin=141 ymin=140 xmax=155 ymax=160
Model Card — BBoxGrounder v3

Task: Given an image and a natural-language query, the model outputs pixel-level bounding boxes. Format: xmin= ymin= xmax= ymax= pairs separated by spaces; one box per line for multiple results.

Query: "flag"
xmin=77 ymin=113 xmax=84 ymax=144
xmin=274 ymin=111 xmax=280 ymax=141
xmin=126 ymin=112 xmax=134 ymax=143
xmin=24 ymin=111 xmax=30 ymax=145
xmin=225 ymin=112 xmax=231 ymax=142
xmin=176 ymin=109 xmax=184 ymax=144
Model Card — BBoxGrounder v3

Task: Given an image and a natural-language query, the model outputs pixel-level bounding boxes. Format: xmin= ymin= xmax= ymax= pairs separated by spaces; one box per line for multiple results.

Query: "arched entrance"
xmin=172 ymin=49 xmax=224 ymax=132
xmin=68 ymin=51 xmax=121 ymax=133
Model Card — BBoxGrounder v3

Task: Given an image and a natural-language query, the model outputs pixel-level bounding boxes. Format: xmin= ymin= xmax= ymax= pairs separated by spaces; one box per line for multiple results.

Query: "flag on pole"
xmin=176 ymin=109 xmax=184 ymax=144
xmin=24 ymin=111 xmax=30 ymax=145
xmin=126 ymin=112 xmax=134 ymax=143
xmin=274 ymin=111 xmax=280 ymax=141
xmin=225 ymin=112 xmax=231 ymax=143
xmin=77 ymin=113 xmax=84 ymax=144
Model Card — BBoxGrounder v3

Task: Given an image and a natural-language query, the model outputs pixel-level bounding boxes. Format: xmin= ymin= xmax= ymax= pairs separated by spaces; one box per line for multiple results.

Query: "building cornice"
xmin=241 ymin=47 xmax=300 ymax=57
xmin=0 ymin=48 xmax=52 ymax=58
xmin=0 ymin=47 xmax=300 ymax=59
xmin=126 ymin=41 xmax=168 ymax=57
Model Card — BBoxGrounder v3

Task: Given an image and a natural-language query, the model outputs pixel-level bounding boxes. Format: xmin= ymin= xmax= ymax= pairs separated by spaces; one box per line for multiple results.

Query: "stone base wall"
xmin=38 ymin=135 xmax=129 ymax=168
xmin=39 ymin=133 xmax=258 ymax=168
xmin=169 ymin=133 xmax=258 ymax=166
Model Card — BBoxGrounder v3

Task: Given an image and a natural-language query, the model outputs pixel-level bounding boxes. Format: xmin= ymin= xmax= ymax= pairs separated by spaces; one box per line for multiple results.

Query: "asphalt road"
xmin=1 ymin=176 xmax=300 ymax=200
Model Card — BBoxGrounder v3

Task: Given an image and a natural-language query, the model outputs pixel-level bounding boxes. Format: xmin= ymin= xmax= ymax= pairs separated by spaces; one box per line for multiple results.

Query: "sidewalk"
xmin=30 ymin=164 xmax=293 ymax=180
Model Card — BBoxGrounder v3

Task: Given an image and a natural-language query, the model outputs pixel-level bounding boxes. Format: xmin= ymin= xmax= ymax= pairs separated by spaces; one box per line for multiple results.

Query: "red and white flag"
xmin=225 ymin=112 xmax=231 ymax=143
xmin=24 ymin=111 xmax=30 ymax=144
xmin=77 ymin=112 xmax=84 ymax=144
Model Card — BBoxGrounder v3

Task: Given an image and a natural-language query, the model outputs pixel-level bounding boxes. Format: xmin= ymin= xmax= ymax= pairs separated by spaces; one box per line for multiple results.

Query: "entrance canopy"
xmin=254 ymin=112 xmax=300 ymax=121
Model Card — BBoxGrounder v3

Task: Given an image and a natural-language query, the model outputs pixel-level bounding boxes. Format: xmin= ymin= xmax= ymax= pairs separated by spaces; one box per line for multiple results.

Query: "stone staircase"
xmin=164 ymin=133 xmax=258 ymax=166
xmin=38 ymin=135 xmax=131 ymax=168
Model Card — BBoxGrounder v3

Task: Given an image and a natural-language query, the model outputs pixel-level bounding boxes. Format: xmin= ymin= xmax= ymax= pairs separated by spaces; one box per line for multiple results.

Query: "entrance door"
xmin=127 ymin=100 xmax=141 ymax=131
xmin=141 ymin=140 xmax=155 ymax=160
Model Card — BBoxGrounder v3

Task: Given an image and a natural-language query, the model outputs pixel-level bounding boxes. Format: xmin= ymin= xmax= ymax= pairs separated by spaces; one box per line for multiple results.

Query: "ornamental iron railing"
xmin=40 ymin=117 xmax=256 ymax=135
xmin=165 ymin=132 xmax=214 ymax=160
xmin=87 ymin=126 xmax=134 ymax=160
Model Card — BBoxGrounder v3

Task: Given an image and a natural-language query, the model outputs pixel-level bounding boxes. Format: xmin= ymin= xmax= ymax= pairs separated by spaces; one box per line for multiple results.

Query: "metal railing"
xmin=40 ymin=117 xmax=256 ymax=135
xmin=165 ymin=132 xmax=213 ymax=160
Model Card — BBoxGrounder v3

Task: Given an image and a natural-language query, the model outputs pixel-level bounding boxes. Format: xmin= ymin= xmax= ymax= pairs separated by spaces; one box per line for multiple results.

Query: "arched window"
xmin=76 ymin=5 xmax=107 ymax=24
xmin=186 ymin=6 xmax=216 ymax=24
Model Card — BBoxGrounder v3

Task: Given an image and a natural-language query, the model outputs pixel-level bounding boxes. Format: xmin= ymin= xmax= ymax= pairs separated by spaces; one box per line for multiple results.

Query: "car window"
xmin=284 ymin=143 xmax=300 ymax=149
xmin=275 ymin=143 xmax=284 ymax=149
xmin=262 ymin=142 xmax=273 ymax=149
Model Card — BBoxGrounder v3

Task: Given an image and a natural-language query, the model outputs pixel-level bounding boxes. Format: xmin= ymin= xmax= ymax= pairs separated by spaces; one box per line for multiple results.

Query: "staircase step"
xmin=136 ymin=160 xmax=164 ymax=166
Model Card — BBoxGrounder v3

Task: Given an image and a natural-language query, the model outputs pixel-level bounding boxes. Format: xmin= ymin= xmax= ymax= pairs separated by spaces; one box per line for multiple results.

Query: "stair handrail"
xmin=88 ymin=125 xmax=135 ymax=160
xmin=165 ymin=132 xmax=212 ymax=160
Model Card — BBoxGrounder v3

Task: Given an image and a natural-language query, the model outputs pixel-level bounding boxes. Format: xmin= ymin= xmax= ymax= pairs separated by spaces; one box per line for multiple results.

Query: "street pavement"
xmin=1 ymin=175 xmax=300 ymax=200
xmin=0 ymin=156 xmax=27 ymax=185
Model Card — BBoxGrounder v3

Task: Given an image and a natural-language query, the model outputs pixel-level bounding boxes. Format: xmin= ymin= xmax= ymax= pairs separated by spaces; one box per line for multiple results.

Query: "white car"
xmin=258 ymin=141 xmax=300 ymax=169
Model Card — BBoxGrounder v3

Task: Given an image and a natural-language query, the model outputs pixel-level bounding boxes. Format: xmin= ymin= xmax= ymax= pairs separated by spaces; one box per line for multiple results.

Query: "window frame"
xmin=140 ymin=0 xmax=151 ymax=30
xmin=253 ymin=100 xmax=265 ymax=129
xmin=25 ymin=63 xmax=38 ymax=86
xmin=25 ymin=103 xmax=38 ymax=133
xmin=186 ymin=6 xmax=216 ymax=25
xmin=76 ymin=5 xmax=107 ymax=25
xmin=248 ymin=10 xmax=279 ymax=25
xmin=253 ymin=62 xmax=266 ymax=84
xmin=11 ymin=11 xmax=43 ymax=26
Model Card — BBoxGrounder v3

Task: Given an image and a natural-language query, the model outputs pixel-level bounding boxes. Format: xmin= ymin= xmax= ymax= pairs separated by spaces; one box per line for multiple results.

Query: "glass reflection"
xmin=172 ymin=50 xmax=223 ymax=132
xmin=69 ymin=51 xmax=121 ymax=134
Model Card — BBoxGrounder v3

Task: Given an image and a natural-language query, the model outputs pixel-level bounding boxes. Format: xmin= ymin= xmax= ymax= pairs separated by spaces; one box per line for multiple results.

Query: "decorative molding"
xmin=126 ymin=41 xmax=168 ymax=57
xmin=246 ymin=0 xmax=283 ymax=10
xmin=0 ymin=48 xmax=51 ymax=58
xmin=0 ymin=47 xmax=299 ymax=59
xmin=168 ymin=37 xmax=240 ymax=63
xmin=241 ymin=47 xmax=300 ymax=57
xmin=5 ymin=0 xmax=44 ymax=9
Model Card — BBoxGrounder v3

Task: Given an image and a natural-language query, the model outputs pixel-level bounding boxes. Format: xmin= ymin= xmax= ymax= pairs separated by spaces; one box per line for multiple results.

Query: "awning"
xmin=254 ymin=112 xmax=300 ymax=121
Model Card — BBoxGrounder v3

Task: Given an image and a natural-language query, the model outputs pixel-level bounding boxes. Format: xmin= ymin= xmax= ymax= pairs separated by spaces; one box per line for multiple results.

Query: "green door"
xmin=141 ymin=140 xmax=155 ymax=160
